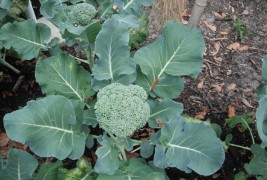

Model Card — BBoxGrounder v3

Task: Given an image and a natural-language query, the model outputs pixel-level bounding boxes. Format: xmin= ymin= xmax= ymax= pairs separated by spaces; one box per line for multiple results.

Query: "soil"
xmin=1 ymin=0 xmax=267 ymax=179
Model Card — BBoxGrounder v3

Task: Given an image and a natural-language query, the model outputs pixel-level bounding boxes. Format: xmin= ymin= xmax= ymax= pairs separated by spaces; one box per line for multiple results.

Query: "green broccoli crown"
xmin=95 ymin=83 xmax=150 ymax=138
xmin=69 ymin=3 xmax=97 ymax=26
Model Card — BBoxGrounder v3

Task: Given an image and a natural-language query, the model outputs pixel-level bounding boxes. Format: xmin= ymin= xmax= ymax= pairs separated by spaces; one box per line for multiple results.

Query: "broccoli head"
xmin=69 ymin=3 xmax=97 ymax=26
xmin=95 ymin=83 xmax=150 ymax=138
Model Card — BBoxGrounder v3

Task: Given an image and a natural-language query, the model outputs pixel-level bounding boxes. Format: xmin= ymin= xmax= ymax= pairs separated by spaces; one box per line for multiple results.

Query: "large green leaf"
xmin=115 ymin=0 xmax=154 ymax=15
xmin=93 ymin=18 xmax=136 ymax=84
xmin=98 ymin=1 xmax=115 ymax=20
xmin=262 ymin=56 xmax=267 ymax=82
xmin=4 ymin=95 xmax=87 ymax=160
xmin=0 ymin=0 xmax=12 ymax=9
xmin=256 ymin=56 xmax=267 ymax=99
xmin=153 ymin=116 xmax=225 ymax=176
xmin=35 ymin=161 xmax=63 ymax=180
xmin=244 ymin=144 xmax=267 ymax=179
xmin=149 ymin=98 xmax=183 ymax=122
xmin=62 ymin=22 xmax=101 ymax=43
xmin=35 ymin=53 xmax=95 ymax=102
xmin=0 ymin=149 xmax=38 ymax=180
xmin=0 ymin=20 xmax=50 ymax=60
xmin=97 ymin=158 xmax=167 ymax=180
xmin=256 ymin=96 xmax=267 ymax=146
xmin=94 ymin=135 xmax=120 ymax=175
xmin=40 ymin=0 xmax=68 ymax=18
xmin=133 ymin=21 xmax=204 ymax=94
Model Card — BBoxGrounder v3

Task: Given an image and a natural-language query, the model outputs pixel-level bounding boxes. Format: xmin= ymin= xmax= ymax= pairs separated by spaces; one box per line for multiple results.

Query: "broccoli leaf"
xmin=97 ymin=158 xmax=167 ymax=180
xmin=148 ymin=98 xmax=183 ymax=126
xmin=40 ymin=0 xmax=68 ymax=19
xmin=256 ymin=96 xmax=267 ymax=146
xmin=0 ymin=149 xmax=38 ymax=180
xmin=0 ymin=0 xmax=12 ymax=9
xmin=115 ymin=0 xmax=154 ymax=15
xmin=256 ymin=56 xmax=267 ymax=99
xmin=0 ymin=20 xmax=50 ymax=60
xmin=94 ymin=135 xmax=120 ymax=175
xmin=35 ymin=53 xmax=95 ymax=102
xmin=35 ymin=161 xmax=63 ymax=180
xmin=244 ymin=144 xmax=267 ymax=179
xmin=154 ymin=116 xmax=225 ymax=176
xmin=4 ymin=95 xmax=87 ymax=160
xmin=98 ymin=1 xmax=115 ymax=20
xmin=93 ymin=18 xmax=136 ymax=85
xmin=133 ymin=21 xmax=204 ymax=95
xmin=140 ymin=140 xmax=155 ymax=158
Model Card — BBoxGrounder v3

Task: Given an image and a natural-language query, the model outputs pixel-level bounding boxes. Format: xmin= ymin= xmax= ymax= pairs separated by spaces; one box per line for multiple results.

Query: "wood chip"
xmin=227 ymin=83 xmax=237 ymax=91
xmin=242 ymin=98 xmax=254 ymax=108
xmin=203 ymin=20 xmax=217 ymax=32
xmin=228 ymin=105 xmax=236 ymax=117
xmin=195 ymin=107 xmax=209 ymax=120
xmin=227 ymin=42 xmax=240 ymax=51
xmin=211 ymin=84 xmax=224 ymax=92
xmin=219 ymin=31 xmax=228 ymax=35
xmin=212 ymin=42 xmax=221 ymax=56
xmin=197 ymin=80 xmax=204 ymax=89
xmin=239 ymin=45 xmax=249 ymax=51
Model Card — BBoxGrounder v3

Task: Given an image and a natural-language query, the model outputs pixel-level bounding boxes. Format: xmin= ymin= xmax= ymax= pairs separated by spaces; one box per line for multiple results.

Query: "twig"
xmin=249 ymin=47 xmax=267 ymax=53
xmin=205 ymin=62 xmax=214 ymax=78
xmin=131 ymin=147 xmax=141 ymax=153
xmin=12 ymin=75 xmax=25 ymax=92
xmin=204 ymin=59 xmax=220 ymax=66
xmin=206 ymin=37 xmax=229 ymax=41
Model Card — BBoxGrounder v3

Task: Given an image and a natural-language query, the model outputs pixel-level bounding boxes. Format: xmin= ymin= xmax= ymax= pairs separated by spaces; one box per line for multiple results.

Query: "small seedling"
xmin=233 ymin=19 xmax=252 ymax=41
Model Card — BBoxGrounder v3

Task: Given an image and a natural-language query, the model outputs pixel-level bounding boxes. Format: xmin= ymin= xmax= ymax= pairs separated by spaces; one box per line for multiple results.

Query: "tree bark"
xmin=188 ymin=0 xmax=208 ymax=27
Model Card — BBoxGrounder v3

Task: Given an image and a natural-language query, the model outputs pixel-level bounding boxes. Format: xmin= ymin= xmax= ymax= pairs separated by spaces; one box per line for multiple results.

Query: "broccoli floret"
xmin=95 ymin=83 xmax=150 ymax=138
xmin=69 ymin=3 xmax=97 ymax=26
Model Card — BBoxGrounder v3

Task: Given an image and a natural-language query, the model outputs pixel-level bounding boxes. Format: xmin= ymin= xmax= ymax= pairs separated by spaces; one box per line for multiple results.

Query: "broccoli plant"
xmin=0 ymin=0 xmax=226 ymax=179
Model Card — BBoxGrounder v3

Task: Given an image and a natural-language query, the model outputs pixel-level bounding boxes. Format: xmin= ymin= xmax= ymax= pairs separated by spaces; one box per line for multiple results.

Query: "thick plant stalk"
xmin=188 ymin=0 xmax=208 ymax=27
xmin=25 ymin=0 xmax=37 ymax=22
xmin=0 ymin=57 xmax=20 ymax=74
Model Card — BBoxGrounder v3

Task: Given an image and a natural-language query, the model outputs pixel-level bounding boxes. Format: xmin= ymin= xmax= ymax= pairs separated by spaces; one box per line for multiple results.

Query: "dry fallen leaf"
xmin=212 ymin=173 xmax=221 ymax=179
xmin=243 ymin=88 xmax=253 ymax=93
xmin=126 ymin=151 xmax=139 ymax=160
xmin=197 ymin=80 xmax=204 ymax=89
xmin=214 ymin=56 xmax=223 ymax=62
xmin=212 ymin=84 xmax=224 ymax=92
xmin=212 ymin=42 xmax=221 ymax=56
xmin=227 ymin=83 xmax=237 ymax=91
xmin=227 ymin=42 xmax=240 ymax=51
xmin=228 ymin=105 xmax=236 ymax=117
xmin=219 ymin=31 xmax=228 ymax=35
xmin=242 ymin=9 xmax=249 ymax=15
xmin=242 ymin=98 xmax=254 ymax=108
xmin=182 ymin=9 xmax=190 ymax=17
xmin=239 ymin=45 xmax=249 ymax=51
xmin=212 ymin=11 xmax=226 ymax=19
xmin=203 ymin=20 xmax=217 ymax=32
xmin=195 ymin=107 xmax=209 ymax=120
xmin=0 ymin=133 xmax=9 ymax=147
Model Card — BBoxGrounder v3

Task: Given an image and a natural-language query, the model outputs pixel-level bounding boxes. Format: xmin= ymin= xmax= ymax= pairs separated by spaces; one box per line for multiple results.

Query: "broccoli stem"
xmin=108 ymin=133 xmax=128 ymax=161
xmin=86 ymin=43 xmax=95 ymax=72
xmin=0 ymin=55 xmax=20 ymax=74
